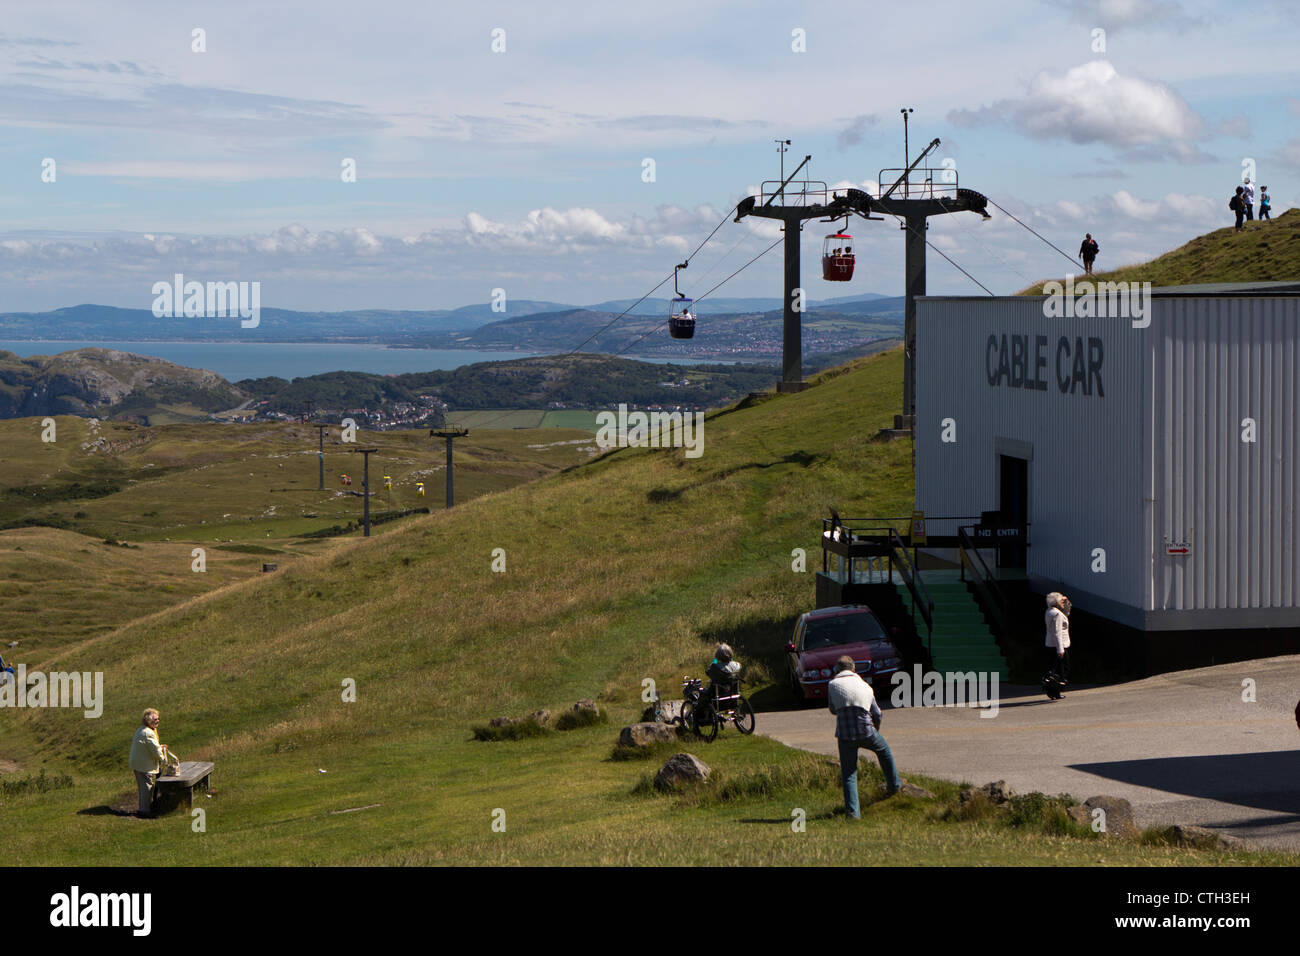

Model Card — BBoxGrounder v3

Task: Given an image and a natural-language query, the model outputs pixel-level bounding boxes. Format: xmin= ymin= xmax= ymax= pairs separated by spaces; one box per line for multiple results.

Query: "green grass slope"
xmin=0 ymin=416 xmax=595 ymax=541
xmin=3 ymin=349 xmax=1288 ymax=865
xmin=1018 ymin=207 xmax=1300 ymax=294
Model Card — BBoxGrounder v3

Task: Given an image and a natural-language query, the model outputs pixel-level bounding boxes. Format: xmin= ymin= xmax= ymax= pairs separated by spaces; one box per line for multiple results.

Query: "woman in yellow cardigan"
xmin=129 ymin=708 xmax=178 ymax=817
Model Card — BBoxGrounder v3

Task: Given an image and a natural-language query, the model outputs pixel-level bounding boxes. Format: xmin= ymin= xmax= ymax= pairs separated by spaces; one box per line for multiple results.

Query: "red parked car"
xmin=786 ymin=605 xmax=903 ymax=703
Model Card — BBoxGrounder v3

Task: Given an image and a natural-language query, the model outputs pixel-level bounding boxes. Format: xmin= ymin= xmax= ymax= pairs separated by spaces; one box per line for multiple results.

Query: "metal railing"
xmin=820 ymin=517 xmax=935 ymax=657
xmin=957 ymin=525 xmax=1009 ymax=641
xmin=758 ymin=179 xmax=829 ymax=207
xmin=875 ymin=167 xmax=960 ymax=200
xmin=886 ymin=526 xmax=934 ymax=658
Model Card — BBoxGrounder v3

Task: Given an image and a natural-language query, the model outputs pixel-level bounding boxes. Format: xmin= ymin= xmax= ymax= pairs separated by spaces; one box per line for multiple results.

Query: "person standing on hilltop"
xmin=1259 ymin=186 xmax=1271 ymax=221
xmin=1078 ymin=234 xmax=1099 ymax=275
xmin=1230 ymin=187 xmax=1246 ymax=232
xmin=1243 ymin=179 xmax=1256 ymax=220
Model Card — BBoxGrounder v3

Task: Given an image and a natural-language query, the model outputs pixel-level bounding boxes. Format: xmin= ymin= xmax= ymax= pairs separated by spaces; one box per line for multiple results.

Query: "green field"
xmin=2 ymin=348 xmax=1292 ymax=865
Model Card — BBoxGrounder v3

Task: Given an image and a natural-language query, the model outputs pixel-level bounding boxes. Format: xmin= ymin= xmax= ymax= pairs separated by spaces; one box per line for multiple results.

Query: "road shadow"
xmin=1070 ymin=751 xmax=1300 ymax=817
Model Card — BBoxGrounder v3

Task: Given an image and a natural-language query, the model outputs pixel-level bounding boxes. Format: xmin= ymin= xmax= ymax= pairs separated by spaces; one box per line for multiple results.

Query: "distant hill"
xmin=0 ymin=294 xmax=899 ymax=345
xmin=0 ymin=304 xmax=500 ymax=342
xmin=415 ymin=302 xmax=903 ymax=357
xmin=0 ymin=347 xmax=783 ymax=424
xmin=1017 ymin=208 xmax=1300 ymax=294
xmin=241 ymin=353 xmax=780 ymax=417
xmin=0 ymin=348 xmax=244 ymax=422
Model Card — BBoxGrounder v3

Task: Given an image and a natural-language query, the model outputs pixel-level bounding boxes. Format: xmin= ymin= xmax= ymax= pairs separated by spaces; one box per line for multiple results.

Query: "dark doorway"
xmin=998 ymin=454 xmax=1028 ymax=567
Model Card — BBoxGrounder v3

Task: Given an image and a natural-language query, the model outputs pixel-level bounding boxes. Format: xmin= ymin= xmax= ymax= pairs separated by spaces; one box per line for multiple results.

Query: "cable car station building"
xmin=913 ymin=282 xmax=1300 ymax=670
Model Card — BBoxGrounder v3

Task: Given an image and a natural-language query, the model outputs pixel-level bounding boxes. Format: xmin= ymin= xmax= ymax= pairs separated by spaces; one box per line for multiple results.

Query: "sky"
xmin=1 ymin=0 xmax=1297 ymax=314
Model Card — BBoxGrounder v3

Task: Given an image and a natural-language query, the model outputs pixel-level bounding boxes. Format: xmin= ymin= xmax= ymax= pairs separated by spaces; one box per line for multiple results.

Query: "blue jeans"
xmin=838 ymin=734 xmax=901 ymax=818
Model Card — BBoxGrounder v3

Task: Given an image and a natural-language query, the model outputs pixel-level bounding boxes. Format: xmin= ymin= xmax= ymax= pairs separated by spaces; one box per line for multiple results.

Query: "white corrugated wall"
xmin=1152 ymin=296 xmax=1299 ymax=612
xmin=916 ymin=296 xmax=1148 ymax=611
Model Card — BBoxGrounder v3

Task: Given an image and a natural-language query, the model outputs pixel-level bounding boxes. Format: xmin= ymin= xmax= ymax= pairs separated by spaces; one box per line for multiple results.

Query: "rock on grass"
xmin=655 ymin=753 xmax=711 ymax=791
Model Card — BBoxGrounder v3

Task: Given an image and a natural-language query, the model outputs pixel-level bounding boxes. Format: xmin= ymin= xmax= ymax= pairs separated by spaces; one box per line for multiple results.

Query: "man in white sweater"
xmin=827 ymin=655 xmax=901 ymax=818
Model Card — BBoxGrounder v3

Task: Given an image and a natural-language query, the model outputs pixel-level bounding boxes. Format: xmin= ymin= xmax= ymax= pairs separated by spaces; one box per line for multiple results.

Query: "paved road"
xmin=760 ymin=655 xmax=1300 ymax=851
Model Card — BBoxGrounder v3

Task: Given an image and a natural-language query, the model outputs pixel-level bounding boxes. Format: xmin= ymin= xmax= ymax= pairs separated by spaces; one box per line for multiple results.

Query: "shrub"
xmin=555 ymin=707 xmax=607 ymax=732
xmin=470 ymin=718 xmax=552 ymax=742
xmin=1006 ymin=792 xmax=1091 ymax=837
xmin=0 ymin=769 xmax=74 ymax=797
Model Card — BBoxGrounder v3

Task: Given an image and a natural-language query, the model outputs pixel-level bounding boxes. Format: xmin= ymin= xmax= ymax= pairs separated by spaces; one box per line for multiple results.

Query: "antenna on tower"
xmin=900 ymin=108 xmax=914 ymax=198
xmin=774 ymin=138 xmax=791 ymax=182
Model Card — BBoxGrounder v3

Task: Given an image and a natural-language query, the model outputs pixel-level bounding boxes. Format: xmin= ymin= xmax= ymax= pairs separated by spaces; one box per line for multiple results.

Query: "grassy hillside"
xmin=2 ymin=349 xmax=1289 ymax=865
xmin=0 ymin=527 xmax=280 ymax=654
xmin=0 ymin=416 xmax=595 ymax=541
xmin=1018 ymin=207 xmax=1300 ymax=294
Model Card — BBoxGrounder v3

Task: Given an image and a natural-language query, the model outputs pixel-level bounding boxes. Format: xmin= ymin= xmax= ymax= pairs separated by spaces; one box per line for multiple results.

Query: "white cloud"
xmin=1111 ymin=189 xmax=1162 ymax=219
xmin=948 ymin=60 xmax=1204 ymax=156
xmin=1047 ymin=0 xmax=1201 ymax=31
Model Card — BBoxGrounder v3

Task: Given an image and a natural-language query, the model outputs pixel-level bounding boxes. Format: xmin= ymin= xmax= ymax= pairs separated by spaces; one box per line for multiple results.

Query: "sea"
xmin=0 ymin=341 xmax=728 ymax=383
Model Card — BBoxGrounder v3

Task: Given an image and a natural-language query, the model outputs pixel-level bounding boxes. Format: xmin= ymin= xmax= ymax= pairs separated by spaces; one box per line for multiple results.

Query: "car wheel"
xmin=789 ymin=672 xmax=805 ymax=705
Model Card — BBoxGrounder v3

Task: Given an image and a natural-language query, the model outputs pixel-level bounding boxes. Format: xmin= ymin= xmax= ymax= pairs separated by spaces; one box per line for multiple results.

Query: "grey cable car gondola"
xmin=669 ymin=261 xmax=695 ymax=339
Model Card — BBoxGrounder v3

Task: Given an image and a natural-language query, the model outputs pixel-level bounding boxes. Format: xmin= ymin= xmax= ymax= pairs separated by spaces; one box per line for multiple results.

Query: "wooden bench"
xmin=155 ymin=761 xmax=214 ymax=811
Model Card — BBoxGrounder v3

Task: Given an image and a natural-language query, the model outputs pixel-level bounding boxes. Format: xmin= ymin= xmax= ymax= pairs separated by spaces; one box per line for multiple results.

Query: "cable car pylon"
xmin=870 ymin=134 xmax=990 ymax=428
xmin=734 ymin=155 xmax=873 ymax=392
xmin=733 ymin=130 xmax=991 ymax=414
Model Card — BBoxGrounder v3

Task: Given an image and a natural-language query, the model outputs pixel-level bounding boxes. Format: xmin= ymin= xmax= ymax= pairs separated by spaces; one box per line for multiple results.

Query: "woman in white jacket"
xmin=1044 ymin=592 xmax=1071 ymax=696
xmin=129 ymin=708 xmax=178 ymax=817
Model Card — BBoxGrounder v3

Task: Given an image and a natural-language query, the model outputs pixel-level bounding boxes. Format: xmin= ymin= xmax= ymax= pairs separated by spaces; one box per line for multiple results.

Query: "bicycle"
xmin=681 ymin=675 xmax=756 ymax=742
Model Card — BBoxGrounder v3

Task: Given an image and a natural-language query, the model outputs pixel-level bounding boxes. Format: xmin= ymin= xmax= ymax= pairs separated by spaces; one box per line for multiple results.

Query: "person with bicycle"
xmin=682 ymin=643 xmax=755 ymax=739
xmin=828 ymin=655 xmax=901 ymax=817
xmin=706 ymin=643 xmax=741 ymax=691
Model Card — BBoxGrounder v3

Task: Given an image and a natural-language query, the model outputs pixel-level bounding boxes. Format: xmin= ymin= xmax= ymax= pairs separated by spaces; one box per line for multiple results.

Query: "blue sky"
xmin=1 ymin=0 xmax=1297 ymax=312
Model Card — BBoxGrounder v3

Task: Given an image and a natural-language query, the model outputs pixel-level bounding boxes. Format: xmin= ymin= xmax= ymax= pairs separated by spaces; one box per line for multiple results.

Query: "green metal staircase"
xmin=917 ymin=569 xmax=1010 ymax=680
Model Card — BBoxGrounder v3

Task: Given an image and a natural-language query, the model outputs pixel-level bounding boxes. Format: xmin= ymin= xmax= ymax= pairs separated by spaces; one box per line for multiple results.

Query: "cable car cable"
xmin=984 ymin=197 xmax=1080 ymax=269
xmin=613 ymin=236 xmax=784 ymax=356
xmin=565 ymin=271 xmax=675 ymax=355
xmin=946 ymin=209 xmax=1037 ymax=287
xmin=564 ymin=202 xmax=741 ymax=355
xmin=890 ymin=213 xmax=994 ymax=296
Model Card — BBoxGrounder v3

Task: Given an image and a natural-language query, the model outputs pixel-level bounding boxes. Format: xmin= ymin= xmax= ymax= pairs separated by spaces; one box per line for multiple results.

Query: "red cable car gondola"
xmin=822 ymin=228 xmax=855 ymax=282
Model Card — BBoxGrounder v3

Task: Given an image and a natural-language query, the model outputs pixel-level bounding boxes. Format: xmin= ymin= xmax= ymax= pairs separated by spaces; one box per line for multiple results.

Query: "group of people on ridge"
xmin=1230 ymin=179 xmax=1271 ymax=231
